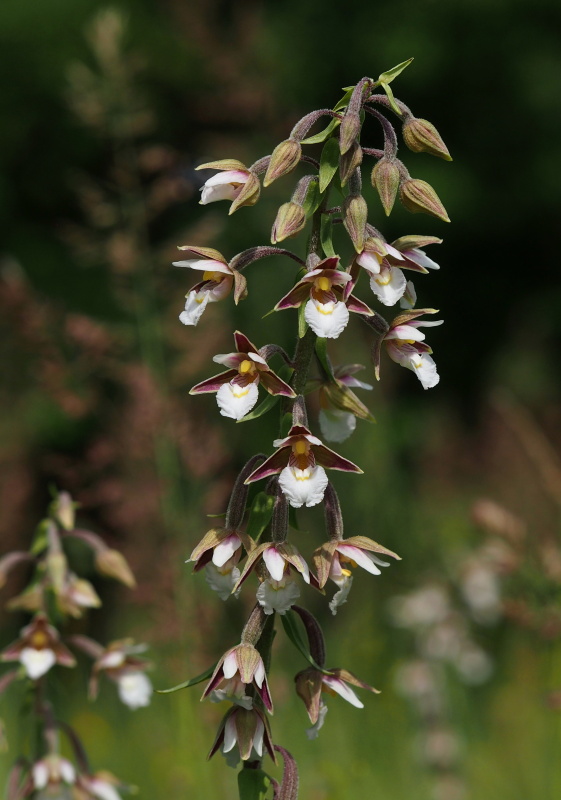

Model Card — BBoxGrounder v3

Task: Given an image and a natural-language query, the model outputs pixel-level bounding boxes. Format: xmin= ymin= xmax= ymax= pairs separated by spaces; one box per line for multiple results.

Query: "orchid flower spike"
xmin=245 ymin=422 xmax=362 ymax=508
xmin=275 ymin=256 xmax=373 ymax=339
xmin=190 ymin=331 xmax=295 ymax=420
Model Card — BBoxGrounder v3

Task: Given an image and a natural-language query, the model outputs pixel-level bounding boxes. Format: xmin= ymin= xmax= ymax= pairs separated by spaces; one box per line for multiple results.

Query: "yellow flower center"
xmin=202 ymin=270 xmax=225 ymax=282
xmin=30 ymin=630 xmax=49 ymax=648
xmin=375 ymin=272 xmax=391 ymax=286
xmin=316 ymin=276 xmax=331 ymax=291
xmin=239 ymin=359 xmax=253 ymax=374
xmin=293 ymin=440 xmax=308 ymax=456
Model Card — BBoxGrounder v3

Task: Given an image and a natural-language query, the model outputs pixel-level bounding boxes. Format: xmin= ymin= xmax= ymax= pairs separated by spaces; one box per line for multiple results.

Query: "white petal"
xmin=252 ymin=717 xmax=265 ymax=757
xmin=328 ymin=575 xmax=353 ymax=615
xmin=205 ymin=562 xmax=241 ymax=600
xmin=319 ymin=409 xmax=356 ymax=443
xmin=256 ymin=576 xmax=300 ymax=615
xmin=117 ymin=672 xmax=152 ymax=709
xmin=306 ymin=702 xmax=328 ymax=740
xmin=322 ymin=676 xmax=364 ymax=708
xmin=386 ymin=323 xmax=426 ymax=342
xmin=172 ymin=258 xmax=231 ymax=274
xmin=336 ymin=544 xmax=382 ymax=576
xmin=212 ymin=534 xmax=241 ymax=568
xmin=278 ymin=465 xmax=328 ymax=508
xmin=222 ymin=716 xmax=238 ymax=753
xmin=33 ymin=762 xmax=49 ymax=790
xmin=407 ymin=248 xmax=440 ymax=270
xmin=254 ymin=659 xmax=265 ymax=688
xmin=222 ymin=651 xmax=239 ymax=680
xmin=356 ymin=250 xmax=381 ymax=275
xmin=400 ymin=280 xmax=417 ymax=310
xmin=179 ymin=289 xmax=210 ymax=326
xmin=200 ymin=171 xmax=248 ymax=204
xmin=408 ymin=352 xmax=440 ymax=389
xmin=262 ymin=547 xmax=286 ymax=582
xmin=248 ymin=351 xmax=267 ymax=366
xmin=60 ymin=760 xmax=76 ymax=784
xmin=369 ymin=267 xmax=407 ymax=307
xmin=20 ymin=647 xmax=56 ymax=680
xmin=304 ymin=299 xmax=349 ymax=339
xmin=385 ymin=243 xmax=405 ymax=261
xmin=90 ymin=779 xmax=122 ymax=800
xmin=216 ymin=381 xmax=259 ymax=420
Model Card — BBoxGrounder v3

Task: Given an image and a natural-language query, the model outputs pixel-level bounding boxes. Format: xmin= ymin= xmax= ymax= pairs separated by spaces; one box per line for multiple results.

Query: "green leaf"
xmin=238 ymin=768 xmax=271 ymax=800
xmin=245 ymin=492 xmax=275 ymax=542
xmin=301 ymin=178 xmax=321 ymax=219
xmin=280 ymin=611 xmax=331 ymax=674
xmin=288 ymin=506 xmax=306 ymax=533
xmin=334 ymin=87 xmax=354 ymax=110
xmin=320 ymin=214 xmax=336 ymax=258
xmin=237 ymin=392 xmax=280 ymax=423
xmin=156 ymin=662 xmax=216 ymax=694
xmin=318 ymin=138 xmax=340 ymax=194
xmin=301 ymin=116 xmax=341 ymax=145
xmin=380 ymin=81 xmax=401 ymax=115
xmin=30 ymin=520 xmax=51 ymax=556
xmin=298 ymin=302 xmax=308 ymax=339
xmin=377 ymin=57 xmax=414 ymax=85
xmin=315 ymin=338 xmax=335 ymax=381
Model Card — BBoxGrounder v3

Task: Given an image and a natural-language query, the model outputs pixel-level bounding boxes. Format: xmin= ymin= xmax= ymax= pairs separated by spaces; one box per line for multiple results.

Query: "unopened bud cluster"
xmin=0 ymin=490 xmax=152 ymax=799
xmin=172 ymin=62 xmax=450 ymax=795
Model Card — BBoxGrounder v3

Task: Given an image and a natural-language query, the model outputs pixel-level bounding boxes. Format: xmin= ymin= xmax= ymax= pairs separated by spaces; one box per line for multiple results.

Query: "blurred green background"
xmin=1 ymin=0 xmax=561 ymax=797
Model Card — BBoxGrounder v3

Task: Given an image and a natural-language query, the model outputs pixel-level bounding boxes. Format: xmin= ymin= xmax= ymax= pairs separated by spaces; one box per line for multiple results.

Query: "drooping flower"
xmin=244 ymin=423 xmax=362 ymax=508
xmin=190 ymin=331 xmax=295 ymax=420
xmin=32 ymin=755 xmax=76 ymax=793
xmin=313 ymin=535 xmax=400 ymax=614
xmin=233 ymin=541 xmax=311 ymax=589
xmin=388 ymin=234 xmax=442 ymax=272
xmin=209 ymin=706 xmax=275 ymax=767
xmin=382 ymin=308 xmax=443 ymax=389
xmin=1 ymin=614 xmax=76 ymax=680
xmin=203 ymin=642 xmax=273 ymax=712
xmin=85 ymin=639 xmax=152 ymax=709
xmin=295 ymin=664 xmax=380 ymax=729
xmin=77 ymin=771 xmax=124 ymax=800
xmin=311 ymin=363 xmax=374 ymax=444
xmin=196 ymin=159 xmax=260 ymax=213
xmin=256 ymin=573 xmax=302 ymax=615
xmin=275 ymin=256 xmax=373 ymax=339
xmin=173 ymin=246 xmax=246 ymax=326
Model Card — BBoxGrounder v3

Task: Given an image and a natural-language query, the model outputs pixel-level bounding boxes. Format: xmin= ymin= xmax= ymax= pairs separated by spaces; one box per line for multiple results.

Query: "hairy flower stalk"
xmin=172 ymin=65 xmax=451 ymax=799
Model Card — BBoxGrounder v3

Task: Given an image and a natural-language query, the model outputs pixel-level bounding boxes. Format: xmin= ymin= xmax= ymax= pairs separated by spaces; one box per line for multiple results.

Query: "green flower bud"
xmin=271 ymin=202 xmax=306 ymax=243
xmin=403 ymin=117 xmax=452 ymax=161
xmin=339 ymin=113 xmax=361 ymax=155
xmin=371 ymin=158 xmax=400 ymax=216
xmin=264 ymin=139 xmax=302 ymax=186
xmin=339 ymin=141 xmax=363 ymax=186
xmin=343 ymin=194 xmax=368 ymax=252
xmin=399 ymin=179 xmax=450 ymax=222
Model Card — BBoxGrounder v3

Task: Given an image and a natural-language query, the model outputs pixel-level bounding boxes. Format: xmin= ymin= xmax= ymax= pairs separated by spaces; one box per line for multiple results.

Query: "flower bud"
xmin=371 ymin=158 xmax=400 ymax=216
xmin=339 ymin=113 xmax=361 ymax=155
xmin=403 ymin=118 xmax=452 ymax=161
xmin=271 ymin=202 xmax=306 ymax=243
xmin=339 ymin=141 xmax=363 ymax=186
xmin=264 ymin=140 xmax=302 ymax=187
xmin=399 ymin=179 xmax=450 ymax=222
xmin=342 ymin=194 xmax=368 ymax=252
xmin=51 ymin=491 xmax=76 ymax=531
xmin=95 ymin=548 xmax=136 ymax=588
xmin=229 ymin=172 xmax=261 ymax=215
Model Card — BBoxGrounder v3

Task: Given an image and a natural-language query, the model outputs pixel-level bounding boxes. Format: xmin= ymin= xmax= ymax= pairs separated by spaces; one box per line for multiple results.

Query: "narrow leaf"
xmin=378 ymin=58 xmax=414 ymax=85
xmin=245 ymin=492 xmax=275 ymax=542
xmin=381 ymin=82 xmax=401 ymax=115
xmin=318 ymin=138 xmax=340 ymax=194
xmin=298 ymin=302 xmax=308 ymax=339
xmin=156 ymin=663 xmax=216 ymax=694
xmin=320 ymin=214 xmax=336 ymax=258
xmin=280 ymin=612 xmax=331 ymax=674
xmin=238 ymin=392 xmax=280 ymax=423
xmin=301 ymin=117 xmax=341 ymax=145
xmin=301 ymin=178 xmax=321 ymax=219
xmin=315 ymin=338 xmax=335 ymax=381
